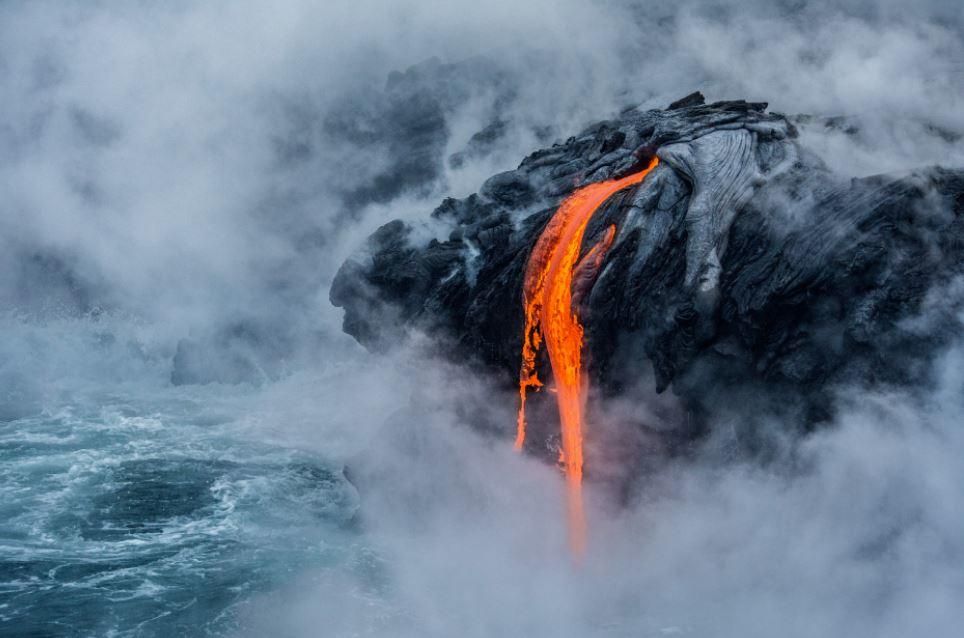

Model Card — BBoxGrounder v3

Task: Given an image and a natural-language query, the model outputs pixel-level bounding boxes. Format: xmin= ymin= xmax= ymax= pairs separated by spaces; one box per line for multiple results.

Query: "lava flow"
xmin=516 ymin=156 xmax=659 ymax=557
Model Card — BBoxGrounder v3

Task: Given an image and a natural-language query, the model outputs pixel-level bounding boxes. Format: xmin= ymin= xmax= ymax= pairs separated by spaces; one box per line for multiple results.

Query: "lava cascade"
xmin=515 ymin=156 xmax=659 ymax=557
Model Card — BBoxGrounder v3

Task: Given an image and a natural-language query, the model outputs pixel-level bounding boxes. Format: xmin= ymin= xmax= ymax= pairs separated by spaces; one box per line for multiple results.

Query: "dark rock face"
xmin=2 ymin=252 xmax=99 ymax=315
xmin=173 ymin=57 xmax=524 ymax=386
xmin=171 ymin=321 xmax=293 ymax=386
xmin=323 ymin=56 xmax=522 ymax=209
xmin=331 ymin=93 xmax=964 ymax=446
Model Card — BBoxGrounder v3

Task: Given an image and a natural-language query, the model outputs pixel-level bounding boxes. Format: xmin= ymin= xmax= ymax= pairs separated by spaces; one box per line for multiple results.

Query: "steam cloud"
xmin=2 ymin=0 xmax=963 ymax=636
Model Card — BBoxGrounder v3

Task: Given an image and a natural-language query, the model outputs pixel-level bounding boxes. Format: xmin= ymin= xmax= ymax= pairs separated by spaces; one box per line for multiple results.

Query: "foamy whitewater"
xmin=0 ymin=317 xmax=362 ymax=635
xmin=2 ymin=1 xmax=964 ymax=636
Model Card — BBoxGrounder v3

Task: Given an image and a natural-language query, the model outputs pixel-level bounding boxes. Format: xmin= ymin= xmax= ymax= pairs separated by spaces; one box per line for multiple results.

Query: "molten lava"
xmin=516 ymin=156 xmax=659 ymax=557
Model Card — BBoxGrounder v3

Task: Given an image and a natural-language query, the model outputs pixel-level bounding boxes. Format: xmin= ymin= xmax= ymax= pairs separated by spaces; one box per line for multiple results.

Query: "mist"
xmin=2 ymin=0 xmax=963 ymax=636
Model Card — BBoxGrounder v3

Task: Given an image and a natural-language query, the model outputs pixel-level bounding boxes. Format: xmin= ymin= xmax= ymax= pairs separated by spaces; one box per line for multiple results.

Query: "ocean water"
xmin=0 ymin=317 xmax=369 ymax=637
xmin=7 ymin=315 xmax=963 ymax=638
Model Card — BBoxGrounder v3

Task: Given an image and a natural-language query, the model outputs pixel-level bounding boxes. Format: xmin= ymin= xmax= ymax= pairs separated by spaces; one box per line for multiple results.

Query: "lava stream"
xmin=516 ymin=156 xmax=659 ymax=557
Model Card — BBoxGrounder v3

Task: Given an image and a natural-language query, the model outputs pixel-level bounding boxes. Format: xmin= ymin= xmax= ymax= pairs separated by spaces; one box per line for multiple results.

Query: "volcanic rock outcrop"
xmin=331 ymin=92 xmax=964 ymax=450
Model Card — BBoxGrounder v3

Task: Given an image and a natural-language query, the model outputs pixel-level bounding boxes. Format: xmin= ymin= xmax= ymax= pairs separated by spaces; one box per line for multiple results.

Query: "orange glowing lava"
xmin=516 ymin=156 xmax=659 ymax=557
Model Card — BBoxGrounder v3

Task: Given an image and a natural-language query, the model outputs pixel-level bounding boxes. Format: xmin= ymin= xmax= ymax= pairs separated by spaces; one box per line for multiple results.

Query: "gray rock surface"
xmin=331 ymin=92 xmax=964 ymax=448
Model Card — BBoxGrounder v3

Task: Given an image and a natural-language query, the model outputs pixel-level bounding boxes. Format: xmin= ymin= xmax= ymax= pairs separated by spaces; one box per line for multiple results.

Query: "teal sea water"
xmin=0 ymin=316 xmax=367 ymax=637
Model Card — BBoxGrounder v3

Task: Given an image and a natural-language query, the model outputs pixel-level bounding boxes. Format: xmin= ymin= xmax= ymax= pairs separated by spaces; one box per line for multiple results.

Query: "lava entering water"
xmin=516 ymin=156 xmax=659 ymax=557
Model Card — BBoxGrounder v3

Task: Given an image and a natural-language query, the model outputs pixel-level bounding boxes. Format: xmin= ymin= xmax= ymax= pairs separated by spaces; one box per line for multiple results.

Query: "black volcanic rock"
xmin=331 ymin=93 xmax=964 ymax=447
xmin=323 ymin=56 xmax=521 ymax=209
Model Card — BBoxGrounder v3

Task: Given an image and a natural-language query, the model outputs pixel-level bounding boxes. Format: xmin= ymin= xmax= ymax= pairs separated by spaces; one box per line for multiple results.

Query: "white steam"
xmin=2 ymin=1 xmax=963 ymax=636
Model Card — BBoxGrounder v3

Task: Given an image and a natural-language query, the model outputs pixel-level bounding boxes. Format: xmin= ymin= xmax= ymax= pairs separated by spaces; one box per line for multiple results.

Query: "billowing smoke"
xmin=233 ymin=344 xmax=964 ymax=637
xmin=2 ymin=0 xmax=963 ymax=636
xmin=2 ymin=0 xmax=962 ymax=331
